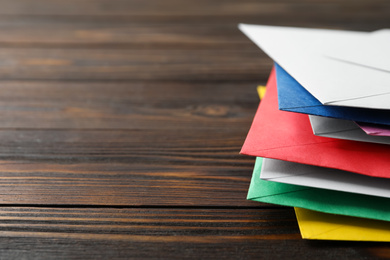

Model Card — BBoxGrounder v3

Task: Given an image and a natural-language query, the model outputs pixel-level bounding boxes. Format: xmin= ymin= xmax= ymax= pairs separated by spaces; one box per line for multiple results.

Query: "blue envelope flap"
xmin=275 ymin=63 xmax=390 ymax=125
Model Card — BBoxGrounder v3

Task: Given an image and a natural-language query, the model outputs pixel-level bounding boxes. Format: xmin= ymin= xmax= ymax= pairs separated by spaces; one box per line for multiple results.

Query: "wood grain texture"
xmin=0 ymin=81 xmax=259 ymax=129
xmin=0 ymin=80 xmax=260 ymax=206
xmin=0 ymin=207 xmax=385 ymax=260
xmin=0 ymin=0 xmax=387 ymax=19
xmin=0 ymin=8 xmax=387 ymax=49
xmin=0 ymin=0 xmax=388 ymax=258
xmin=0 ymin=156 xmax=257 ymax=206
xmin=0 ymin=48 xmax=269 ymax=81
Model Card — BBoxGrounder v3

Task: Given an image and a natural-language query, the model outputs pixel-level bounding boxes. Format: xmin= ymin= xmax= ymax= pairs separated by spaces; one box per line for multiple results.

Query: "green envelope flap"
xmin=248 ymin=157 xmax=390 ymax=221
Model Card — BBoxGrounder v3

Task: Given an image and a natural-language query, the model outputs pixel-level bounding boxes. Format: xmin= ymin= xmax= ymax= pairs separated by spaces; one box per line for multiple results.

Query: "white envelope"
xmin=325 ymin=29 xmax=390 ymax=72
xmin=238 ymin=24 xmax=390 ymax=110
xmin=309 ymin=115 xmax=390 ymax=145
xmin=261 ymin=157 xmax=390 ymax=198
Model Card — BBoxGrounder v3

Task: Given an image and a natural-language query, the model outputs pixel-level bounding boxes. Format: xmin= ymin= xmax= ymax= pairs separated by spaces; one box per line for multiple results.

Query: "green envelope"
xmin=248 ymin=157 xmax=390 ymax=221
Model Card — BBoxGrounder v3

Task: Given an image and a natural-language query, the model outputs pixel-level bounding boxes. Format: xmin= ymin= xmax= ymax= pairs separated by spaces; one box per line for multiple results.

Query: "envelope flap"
xmin=325 ymin=92 xmax=390 ymax=109
xmin=295 ymin=208 xmax=345 ymax=240
xmin=261 ymin=158 xmax=390 ymax=198
xmin=275 ymin=63 xmax=321 ymax=109
xmin=309 ymin=115 xmax=390 ymax=145
xmin=261 ymin=157 xmax=315 ymax=179
xmin=239 ymin=24 xmax=390 ymax=109
xmin=241 ymin=68 xmax=341 ymax=154
xmin=325 ymin=29 xmax=390 ymax=72
xmin=248 ymin=158 xmax=390 ymax=222
xmin=309 ymin=115 xmax=358 ymax=135
xmin=295 ymin=208 xmax=390 ymax=241
xmin=247 ymin=157 xmax=305 ymax=199
xmin=275 ymin=62 xmax=390 ymax=125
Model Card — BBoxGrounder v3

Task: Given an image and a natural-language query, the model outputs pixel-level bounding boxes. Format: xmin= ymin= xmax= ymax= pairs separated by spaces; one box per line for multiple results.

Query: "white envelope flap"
xmin=309 ymin=115 xmax=390 ymax=145
xmin=325 ymin=29 xmax=390 ymax=72
xmin=261 ymin=158 xmax=390 ymax=198
xmin=238 ymin=24 xmax=390 ymax=109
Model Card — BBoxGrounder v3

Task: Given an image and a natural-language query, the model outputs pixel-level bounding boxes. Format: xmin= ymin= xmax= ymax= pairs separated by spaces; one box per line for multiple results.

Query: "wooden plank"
xmin=0 ymin=48 xmax=268 ymax=81
xmin=0 ymin=81 xmax=260 ymax=129
xmin=0 ymin=43 xmax=261 ymax=205
xmin=0 ymin=1 xmax=386 ymax=50
xmin=0 ymin=128 xmax=257 ymax=206
xmin=0 ymin=21 xmax=256 ymax=50
xmin=0 ymin=75 xmax=260 ymax=206
xmin=0 ymin=14 xmax=387 ymax=50
xmin=0 ymin=0 xmax=387 ymax=19
xmin=0 ymin=207 xmax=384 ymax=259
xmin=0 ymin=1 xmax=384 ymax=81
xmin=0 ymin=79 xmax=260 ymax=205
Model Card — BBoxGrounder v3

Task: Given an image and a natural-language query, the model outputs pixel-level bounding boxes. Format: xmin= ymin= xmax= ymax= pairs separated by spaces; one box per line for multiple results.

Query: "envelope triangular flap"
xmin=247 ymin=157 xmax=390 ymax=222
xmin=309 ymin=115 xmax=358 ymax=135
xmin=325 ymin=28 xmax=390 ymax=72
xmin=275 ymin=63 xmax=320 ymax=110
xmin=294 ymin=208 xmax=390 ymax=241
xmin=239 ymin=24 xmax=390 ymax=109
xmin=261 ymin=157 xmax=390 ymax=198
xmin=309 ymin=115 xmax=390 ymax=145
xmin=247 ymin=157 xmax=305 ymax=200
xmin=326 ymin=93 xmax=390 ymax=109
xmin=275 ymin=63 xmax=390 ymax=125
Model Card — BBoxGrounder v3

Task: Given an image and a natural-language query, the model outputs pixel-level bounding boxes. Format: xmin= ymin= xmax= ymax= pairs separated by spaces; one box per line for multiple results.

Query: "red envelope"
xmin=241 ymin=67 xmax=390 ymax=178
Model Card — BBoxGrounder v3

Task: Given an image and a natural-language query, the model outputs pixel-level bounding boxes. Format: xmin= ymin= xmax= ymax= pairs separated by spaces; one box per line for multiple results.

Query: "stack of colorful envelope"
xmin=239 ymin=24 xmax=390 ymax=241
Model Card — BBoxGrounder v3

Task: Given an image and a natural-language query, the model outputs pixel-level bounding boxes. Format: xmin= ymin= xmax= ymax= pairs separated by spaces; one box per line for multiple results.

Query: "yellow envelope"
xmin=257 ymin=85 xmax=266 ymax=99
xmin=295 ymin=207 xmax=390 ymax=241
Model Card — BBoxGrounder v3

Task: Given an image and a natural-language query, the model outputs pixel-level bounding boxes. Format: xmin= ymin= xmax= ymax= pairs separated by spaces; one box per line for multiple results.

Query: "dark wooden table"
xmin=0 ymin=0 xmax=389 ymax=259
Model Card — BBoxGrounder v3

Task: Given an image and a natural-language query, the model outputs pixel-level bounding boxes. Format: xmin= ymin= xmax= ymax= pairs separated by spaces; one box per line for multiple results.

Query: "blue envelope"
xmin=275 ymin=63 xmax=390 ymax=126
